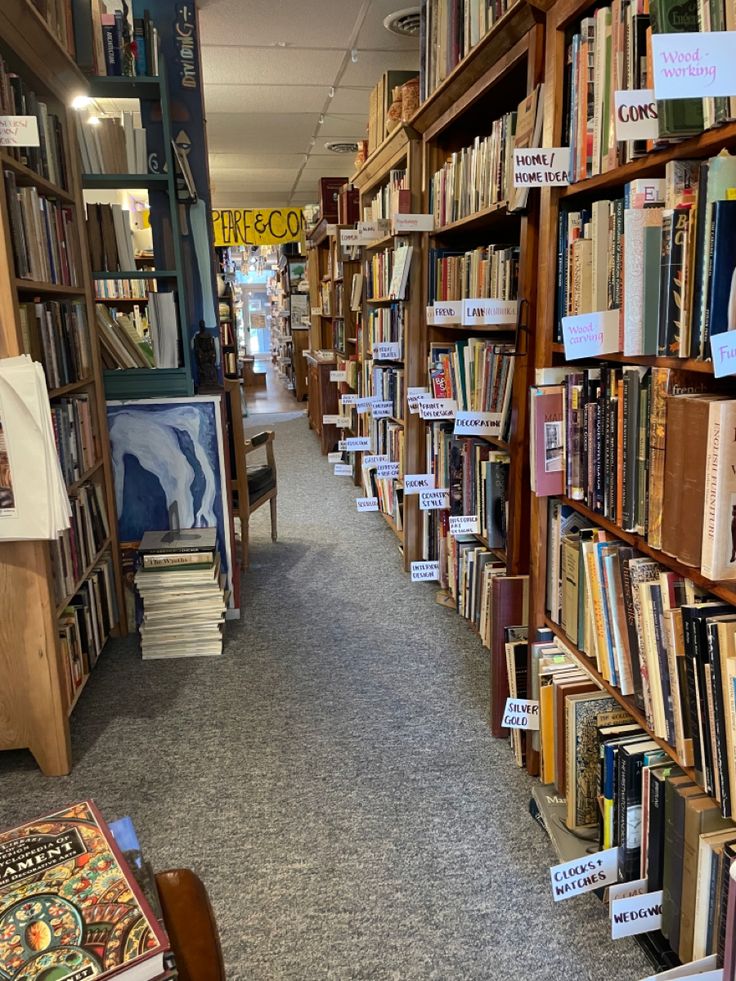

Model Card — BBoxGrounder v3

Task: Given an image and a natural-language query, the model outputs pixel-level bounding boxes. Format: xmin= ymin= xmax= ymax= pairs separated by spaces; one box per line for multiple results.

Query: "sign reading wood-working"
xmin=211 ymin=208 xmax=305 ymax=247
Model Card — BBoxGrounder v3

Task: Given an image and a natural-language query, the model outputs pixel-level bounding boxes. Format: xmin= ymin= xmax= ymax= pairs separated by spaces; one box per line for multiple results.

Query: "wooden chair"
xmin=225 ymin=378 xmax=277 ymax=569
xmin=155 ymin=868 xmax=226 ymax=981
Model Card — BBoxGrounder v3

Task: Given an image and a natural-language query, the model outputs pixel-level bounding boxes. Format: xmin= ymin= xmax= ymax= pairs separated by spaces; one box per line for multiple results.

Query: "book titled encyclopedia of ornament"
xmin=0 ymin=800 xmax=168 ymax=979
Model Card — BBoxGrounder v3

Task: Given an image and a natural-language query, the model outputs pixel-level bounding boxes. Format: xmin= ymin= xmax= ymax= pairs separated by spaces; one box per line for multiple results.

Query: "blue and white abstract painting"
xmin=106 ymin=396 xmax=234 ymax=603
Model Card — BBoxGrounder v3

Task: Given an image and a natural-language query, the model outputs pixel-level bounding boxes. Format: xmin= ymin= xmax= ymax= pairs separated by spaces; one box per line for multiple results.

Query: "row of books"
xmin=96 ymin=295 xmax=178 ymax=370
xmin=5 ymin=173 xmax=78 ymax=285
xmin=429 ymin=340 xmax=515 ymax=427
xmin=51 ymin=394 xmax=97 ymax=486
xmin=58 ymin=551 xmax=118 ymax=705
xmin=50 ymin=480 xmax=110 ymax=605
xmin=419 ymin=0 xmax=519 ymax=103
xmin=31 ymin=0 xmax=76 ymax=55
xmin=362 ymin=466 xmax=404 ymax=529
xmin=429 ymin=111 xmax=516 ymax=226
xmin=366 ymin=246 xmax=412 ymax=299
xmin=365 ymin=363 xmax=405 ymax=419
xmin=19 ymin=299 xmax=91 ymax=391
xmin=95 ymin=276 xmax=153 ymax=300
xmin=367 ymin=305 xmax=404 ymax=350
xmin=73 ymin=2 xmax=160 ymax=78
xmin=428 ymin=245 xmax=519 ymax=303
xmin=77 ymin=112 xmax=148 ymax=175
xmin=86 ymin=201 xmax=137 ymax=273
xmin=545 ymin=497 xmax=736 ymax=820
xmin=532 ymin=635 xmax=736 ymax=967
xmin=0 ymin=55 xmax=68 ymax=189
xmin=332 ymin=319 xmax=346 ymax=355
xmin=362 ymin=168 xmax=408 ymax=222
xmin=531 ymin=368 xmax=736 ymax=578
xmin=368 ymin=417 xmax=404 ymax=473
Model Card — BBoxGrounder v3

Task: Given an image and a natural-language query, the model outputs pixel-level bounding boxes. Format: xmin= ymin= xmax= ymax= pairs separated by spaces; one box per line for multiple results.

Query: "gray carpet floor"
xmin=0 ymin=414 xmax=652 ymax=980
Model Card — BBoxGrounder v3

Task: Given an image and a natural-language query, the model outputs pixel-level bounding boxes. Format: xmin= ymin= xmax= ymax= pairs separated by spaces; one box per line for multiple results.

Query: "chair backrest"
xmin=224 ymin=378 xmax=249 ymax=514
xmin=155 ymin=868 xmax=226 ymax=981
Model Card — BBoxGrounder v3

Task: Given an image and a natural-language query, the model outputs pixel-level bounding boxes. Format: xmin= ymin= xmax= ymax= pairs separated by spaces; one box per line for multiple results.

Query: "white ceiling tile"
xmin=210 ymin=153 xmax=305 ymax=168
xmin=199 ymin=0 xmax=363 ymax=49
xmin=320 ymin=113 xmax=368 ymax=139
xmin=201 ymin=46 xmax=343 ymax=86
xmin=329 ymin=87 xmax=371 ymax=114
xmin=204 ymin=84 xmax=331 ymax=115
xmin=340 ymin=49 xmax=419 ymax=87
xmin=206 ymin=113 xmax=318 ymax=153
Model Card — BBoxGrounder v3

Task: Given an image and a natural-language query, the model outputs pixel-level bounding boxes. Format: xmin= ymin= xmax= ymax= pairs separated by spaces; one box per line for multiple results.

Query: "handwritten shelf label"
xmin=419 ymin=398 xmax=457 ymax=420
xmin=611 ymin=890 xmax=663 ymax=940
xmin=562 ymin=309 xmax=620 ymax=359
xmin=461 ymin=298 xmax=518 ymax=326
xmin=408 ymin=387 xmax=429 ymax=413
xmin=356 ymin=497 xmax=379 ymax=512
xmin=337 ymin=440 xmax=348 ymax=451
xmin=392 ymin=212 xmax=434 ymax=233
xmin=711 ymin=332 xmax=736 ymax=377
xmin=371 ymin=400 xmax=393 ymax=419
xmin=330 ymin=370 xmax=348 ymax=382
xmin=311 ymin=307 xmax=321 ymax=316
xmin=448 ymin=514 xmax=480 ymax=536
xmin=375 ymin=462 xmax=400 ymax=479
xmin=0 ymin=116 xmax=40 ymax=146
xmin=356 ymin=397 xmax=375 ymax=413
xmin=426 ymin=305 xmax=436 ymax=325
xmin=372 ymin=342 xmax=402 ymax=360
xmin=340 ymin=229 xmax=361 ymax=246
xmin=362 ymin=454 xmax=389 ymax=468
xmin=357 ymin=219 xmax=389 ymax=238
xmin=638 ymin=969 xmax=722 ymax=981
xmin=550 ymin=847 xmax=619 ymax=902
xmin=334 ymin=463 xmax=352 ymax=476
xmin=652 ymin=31 xmax=735 ymax=100
xmin=501 ymin=697 xmax=540 ymax=730
xmin=614 ymin=89 xmax=659 ymax=141
xmin=419 ymin=488 xmax=450 ymax=511
xmin=340 ymin=393 xmax=358 ymax=406
xmin=453 ymin=411 xmax=502 ymax=438
xmin=327 ymin=452 xmax=342 ymax=463
xmin=608 ymin=878 xmax=648 ymax=905
xmin=326 ymin=224 xmax=337 ymax=236
xmin=411 ymin=561 xmax=440 ymax=582
xmin=404 ymin=473 xmax=435 ymax=494
xmin=430 ymin=300 xmax=463 ymax=325
xmin=513 ymin=148 xmax=571 ymax=187
xmin=345 ymin=437 xmax=371 ymax=451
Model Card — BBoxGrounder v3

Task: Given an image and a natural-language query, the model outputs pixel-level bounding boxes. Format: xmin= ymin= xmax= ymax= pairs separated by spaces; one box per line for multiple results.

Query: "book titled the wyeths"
xmin=0 ymin=801 xmax=168 ymax=979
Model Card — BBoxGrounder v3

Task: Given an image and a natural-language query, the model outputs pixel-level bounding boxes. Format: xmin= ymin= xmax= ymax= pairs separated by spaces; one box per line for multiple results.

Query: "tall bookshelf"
xmin=0 ymin=0 xmax=125 ymax=775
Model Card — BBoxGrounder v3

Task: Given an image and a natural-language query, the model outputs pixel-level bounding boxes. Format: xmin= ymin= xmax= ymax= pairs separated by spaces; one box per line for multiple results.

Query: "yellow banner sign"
xmin=211 ymin=207 xmax=305 ymax=247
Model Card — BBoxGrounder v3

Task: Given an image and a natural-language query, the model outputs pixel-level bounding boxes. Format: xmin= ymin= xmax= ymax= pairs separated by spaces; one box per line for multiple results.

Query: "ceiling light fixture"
xmin=325 ymin=141 xmax=359 ymax=154
xmin=351 ymin=48 xmax=358 ymax=63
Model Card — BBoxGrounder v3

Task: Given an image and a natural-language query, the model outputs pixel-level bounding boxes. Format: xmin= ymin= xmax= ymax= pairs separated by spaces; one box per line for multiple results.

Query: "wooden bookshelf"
xmin=0 ymin=2 xmax=126 ymax=775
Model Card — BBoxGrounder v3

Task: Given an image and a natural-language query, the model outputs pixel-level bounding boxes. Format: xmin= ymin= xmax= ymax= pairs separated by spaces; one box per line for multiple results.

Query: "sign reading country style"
xmin=651 ymin=31 xmax=736 ymax=100
xmin=513 ymin=148 xmax=572 ymax=186
xmin=211 ymin=207 xmax=304 ymax=247
xmin=613 ymin=90 xmax=659 ymax=141
xmin=419 ymin=488 xmax=450 ymax=511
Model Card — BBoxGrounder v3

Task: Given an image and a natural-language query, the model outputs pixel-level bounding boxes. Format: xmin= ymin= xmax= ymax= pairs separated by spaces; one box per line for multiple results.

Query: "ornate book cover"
xmin=0 ymin=801 xmax=167 ymax=980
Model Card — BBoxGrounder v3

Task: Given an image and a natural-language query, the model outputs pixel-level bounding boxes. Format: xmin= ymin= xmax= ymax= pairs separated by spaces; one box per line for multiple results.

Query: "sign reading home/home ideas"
xmin=211 ymin=207 xmax=305 ymax=247
xmin=513 ymin=148 xmax=572 ymax=186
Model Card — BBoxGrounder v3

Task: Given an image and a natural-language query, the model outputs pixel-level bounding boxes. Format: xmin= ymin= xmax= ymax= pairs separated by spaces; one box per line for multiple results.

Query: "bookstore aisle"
xmin=0 ymin=411 xmax=648 ymax=980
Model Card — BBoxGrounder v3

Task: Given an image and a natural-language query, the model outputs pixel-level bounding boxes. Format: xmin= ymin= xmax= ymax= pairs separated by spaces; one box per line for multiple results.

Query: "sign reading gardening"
xmin=211 ymin=208 xmax=305 ymax=247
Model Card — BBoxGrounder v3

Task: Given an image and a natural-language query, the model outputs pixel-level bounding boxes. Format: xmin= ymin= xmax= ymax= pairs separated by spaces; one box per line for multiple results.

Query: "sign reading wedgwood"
xmin=501 ymin=698 xmax=540 ymax=730
xmin=411 ymin=561 xmax=440 ymax=582
xmin=334 ymin=464 xmax=352 ymax=476
xmin=211 ymin=207 xmax=304 ymax=247
xmin=454 ymin=411 xmax=502 ymax=437
xmin=610 ymin=890 xmax=663 ymax=940
xmin=613 ymin=90 xmax=659 ymax=141
xmin=392 ymin=213 xmax=434 ymax=233
xmin=419 ymin=398 xmax=457 ymax=420
xmin=651 ymin=31 xmax=736 ymax=100
xmin=345 ymin=437 xmax=371 ymax=450
xmin=513 ymin=148 xmax=571 ymax=186
xmin=550 ymin=847 xmax=619 ymax=901
xmin=372 ymin=342 xmax=402 ymax=360
xmin=330 ymin=370 xmax=347 ymax=382
xmin=419 ymin=488 xmax=450 ymax=511
xmin=462 ymin=298 xmax=518 ymax=325
xmin=356 ymin=497 xmax=379 ymax=512
xmin=710 ymin=332 xmax=736 ymax=378
xmin=404 ymin=473 xmax=435 ymax=493
xmin=562 ymin=309 xmax=620 ymax=359
xmin=448 ymin=515 xmax=480 ymax=536
xmin=0 ymin=116 xmax=40 ymax=146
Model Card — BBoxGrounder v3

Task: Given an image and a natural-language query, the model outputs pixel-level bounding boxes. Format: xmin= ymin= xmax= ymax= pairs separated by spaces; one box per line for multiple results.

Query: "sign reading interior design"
xmin=211 ymin=208 xmax=305 ymax=247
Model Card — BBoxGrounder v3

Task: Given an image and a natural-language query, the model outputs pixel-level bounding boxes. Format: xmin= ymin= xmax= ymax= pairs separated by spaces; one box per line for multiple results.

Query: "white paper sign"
xmin=328 ymin=452 xmax=343 ymax=463
xmin=550 ymin=847 xmax=619 ymax=901
xmin=356 ymin=497 xmax=379 ymax=512
xmin=453 ymin=411 xmax=502 ymax=438
xmin=375 ymin=462 xmax=400 ymax=479
xmin=371 ymin=400 xmax=393 ymax=418
xmin=611 ymin=890 xmax=663 ymax=939
xmin=608 ymin=878 xmax=648 ymax=904
xmin=326 ymin=224 xmax=337 ymax=236
xmin=408 ymin=387 xmax=429 ymax=413
xmin=330 ymin=370 xmax=348 ymax=382
xmin=461 ymin=298 xmax=518 ymax=326
xmin=0 ymin=116 xmax=40 ymax=146
xmin=404 ymin=473 xmax=435 ymax=493
xmin=411 ymin=561 xmax=440 ymax=582
xmin=431 ymin=300 xmax=463 ymax=325
xmin=357 ymin=219 xmax=388 ymax=238
xmin=341 ymin=394 xmax=358 ymax=405
xmin=638 ymin=965 xmax=721 ymax=981
xmin=614 ymin=90 xmax=659 ymax=141
xmin=501 ymin=698 xmax=540 ymax=730
xmin=362 ymin=454 xmax=389 ymax=468
xmin=419 ymin=398 xmax=457 ymax=420
xmin=562 ymin=309 xmax=620 ymax=359
xmin=341 ymin=229 xmax=360 ymax=246
xmin=311 ymin=307 xmax=321 ymax=316
xmin=392 ymin=212 xmax=434 ymax=233
xmin=419 ymin=488 xmax=450 ymax=511
xmin=513 ymin=148 xmax=571 ymax=187
xmin=372 ymin=342 xmax=402 ymax=360
xmin=710 ymin=332 xmax=736 ymax=378
xmin=323 ymin=414 xmax=350 ymax=426
xmin=334 ymin=464 xmax=353 ymax=476
xmin=426 ymin=305 xmax=436 ymax=325
xmin=652 ymin=32 xmax=736 ymax=100
xmin=356 ymin=397 xmax=375 ymax=413
xmin=448 ymin=515 xmax=480 ymax=536
xmin=338 ymin=440 xmax=347 ymax=451
xmin=345 ymin=437 xmax=371 ymax=450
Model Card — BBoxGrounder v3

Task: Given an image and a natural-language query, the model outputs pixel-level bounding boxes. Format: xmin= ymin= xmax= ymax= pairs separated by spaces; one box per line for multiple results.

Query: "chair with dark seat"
xmin=224 ymin=378 xmax=277 ymax=569
xmin=155 ymin=868 xmax=226 ymax=981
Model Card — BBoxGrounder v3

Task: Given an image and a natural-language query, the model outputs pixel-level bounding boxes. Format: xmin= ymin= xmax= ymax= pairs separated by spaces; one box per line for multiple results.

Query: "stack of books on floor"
xmin=134 ymin=528 xmax=226 ymax=659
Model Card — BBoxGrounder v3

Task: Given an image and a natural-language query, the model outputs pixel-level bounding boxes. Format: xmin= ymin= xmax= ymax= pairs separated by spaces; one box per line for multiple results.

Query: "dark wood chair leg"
xmin=269 ymin=496 xmax=277 ymax=542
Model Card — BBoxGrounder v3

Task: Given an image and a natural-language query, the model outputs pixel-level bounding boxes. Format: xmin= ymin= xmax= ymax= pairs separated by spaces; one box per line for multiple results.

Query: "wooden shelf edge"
xmin=550 ymin=343 xmax=715 ymax=374
xmin=0 ymin=151 xmax=75 ymax=202
xmin=66 ymin=460 xmax=104 ymax=494
xmin=381 ymin=509 xmax=404 ymax=541
xmin=49 ymin=376 xmax=95 ymax=398
xmin=351 ymin=124 xmax=411 ymax=192
xmin=16 ymin=279 xmax=85 ymax=296
xmin=431 ymin=200 xmax=516 ymax=235
xmin=55 ymin=537 xmax=112 ymax=617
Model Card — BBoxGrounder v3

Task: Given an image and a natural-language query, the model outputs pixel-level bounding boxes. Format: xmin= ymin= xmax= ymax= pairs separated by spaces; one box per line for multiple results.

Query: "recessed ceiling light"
xmin=325 ymin=141 xmax=359 ymax=154
xmin=383 ymin=7 xmax=421 ymax=36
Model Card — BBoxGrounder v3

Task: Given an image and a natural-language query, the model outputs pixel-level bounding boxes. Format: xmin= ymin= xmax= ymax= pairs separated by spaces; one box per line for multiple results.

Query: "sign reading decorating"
xmin=411 ymin=561 xmax=441 ymax=582
xmin=419 ymin=488 xmax=450 ymax=511
xmin=448 ymin=515 xmax=480 ymax=536
xmin=0 ymin=116 xmax=40 ymax=147
xmin=404 ymin=473 xmax=435 ymax=493
xmin=651 ymin=31 xmax=736 ymax=100
xmin=501 ymin=698 xmax=540 ymax=730
xmin=613 ymin=90 xmax=659 ymax=141
xmin=356 ymin=497 xmax=379 ymax=512
xmin=211 ymin=207 xmax=304 ymax=247
xmin=562 ymin=309 xmax=620 ymax=359
xmin=453 ymin=411 xmax=502 ymax=438
xmin=550 ymin=847 xmax=619 ymax=902
xmin=513 ymin=148 xmax=572 ymax=187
